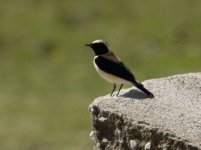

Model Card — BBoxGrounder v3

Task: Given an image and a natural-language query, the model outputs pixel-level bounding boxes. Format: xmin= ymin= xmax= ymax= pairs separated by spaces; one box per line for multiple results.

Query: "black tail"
xmin=132 ymin=80 xmax=154 ymax=98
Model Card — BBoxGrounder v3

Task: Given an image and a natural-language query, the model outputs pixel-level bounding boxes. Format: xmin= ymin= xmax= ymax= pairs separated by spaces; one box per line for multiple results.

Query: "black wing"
xmin=95 ymin=56 xmax=136 ymax=82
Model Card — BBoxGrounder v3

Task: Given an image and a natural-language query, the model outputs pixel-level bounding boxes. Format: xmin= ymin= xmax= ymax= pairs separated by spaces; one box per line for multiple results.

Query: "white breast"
xmin=93 ymin=57 xmax=130 ymax=85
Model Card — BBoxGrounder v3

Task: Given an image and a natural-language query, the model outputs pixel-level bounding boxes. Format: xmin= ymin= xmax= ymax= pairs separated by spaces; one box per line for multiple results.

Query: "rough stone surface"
xmin=89 ymin=73 xmax=201 ymax=150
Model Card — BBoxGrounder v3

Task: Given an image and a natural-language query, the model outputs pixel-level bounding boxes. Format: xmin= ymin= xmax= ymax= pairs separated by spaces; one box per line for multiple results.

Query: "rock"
xmin=89 ymin=73 xmax=201 ymax=150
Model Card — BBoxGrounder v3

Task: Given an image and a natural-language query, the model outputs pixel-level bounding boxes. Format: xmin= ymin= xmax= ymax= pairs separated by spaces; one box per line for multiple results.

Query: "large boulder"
xmin=89 ymin=73 xmax=201 ymax=150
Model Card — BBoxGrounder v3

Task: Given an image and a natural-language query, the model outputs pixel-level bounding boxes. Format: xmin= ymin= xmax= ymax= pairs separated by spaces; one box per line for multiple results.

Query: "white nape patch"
xmin=92 ymin=39 xmax=105 ymax=44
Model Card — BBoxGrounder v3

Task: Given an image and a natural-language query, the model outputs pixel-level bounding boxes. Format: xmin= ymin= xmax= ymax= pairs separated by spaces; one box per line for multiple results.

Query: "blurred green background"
xmin=0 ymin=0 xmax=201 ymax=149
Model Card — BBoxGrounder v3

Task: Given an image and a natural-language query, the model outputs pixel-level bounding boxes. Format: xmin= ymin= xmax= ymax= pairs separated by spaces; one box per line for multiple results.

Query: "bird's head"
xmin=85 ymin=40 xmax=110 ymax=55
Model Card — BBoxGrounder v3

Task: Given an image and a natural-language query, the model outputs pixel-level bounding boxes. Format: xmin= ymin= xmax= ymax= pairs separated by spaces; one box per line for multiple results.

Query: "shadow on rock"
xmin=121 ymin=89 xmax=149 ymax=99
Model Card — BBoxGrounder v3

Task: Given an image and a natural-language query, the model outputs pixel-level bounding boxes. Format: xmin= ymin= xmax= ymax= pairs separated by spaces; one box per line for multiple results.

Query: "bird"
xmin=85 ymin=39 xmax=154 ymax=98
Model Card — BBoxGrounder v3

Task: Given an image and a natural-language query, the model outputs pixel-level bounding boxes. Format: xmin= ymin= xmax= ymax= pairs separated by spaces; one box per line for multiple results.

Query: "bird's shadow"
xmin=120 ymin=89 xmax=150 ymax=100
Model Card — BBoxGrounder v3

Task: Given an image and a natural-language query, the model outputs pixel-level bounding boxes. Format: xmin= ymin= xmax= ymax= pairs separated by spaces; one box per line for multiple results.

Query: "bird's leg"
xmin=117 ymin=84 xmax=123 ymax=96
xmin=110 ymin=84 xmax=116 ymax=96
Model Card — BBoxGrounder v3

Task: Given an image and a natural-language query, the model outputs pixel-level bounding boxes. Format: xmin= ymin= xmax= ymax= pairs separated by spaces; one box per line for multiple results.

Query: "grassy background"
xmin=0 ymin=0 xmax=201 ymax=149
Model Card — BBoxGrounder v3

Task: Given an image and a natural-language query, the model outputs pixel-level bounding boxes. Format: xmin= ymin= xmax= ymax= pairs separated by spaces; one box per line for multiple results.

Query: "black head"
xmin=85 ymin=40 xmax=110 ymax=55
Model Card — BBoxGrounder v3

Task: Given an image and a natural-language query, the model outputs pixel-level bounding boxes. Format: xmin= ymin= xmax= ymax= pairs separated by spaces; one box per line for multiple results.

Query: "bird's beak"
xmin=85 ymin=44 xmax=91 ymax=47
